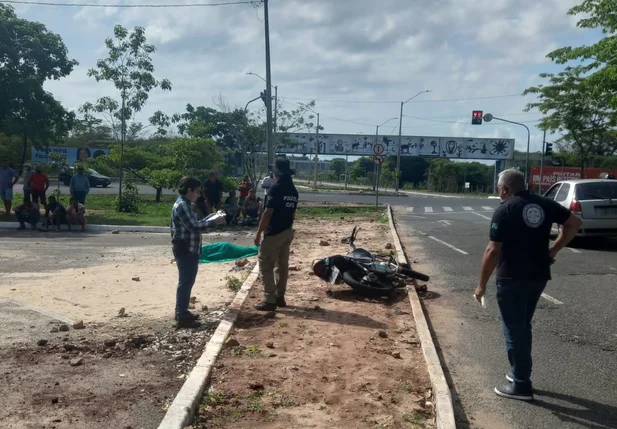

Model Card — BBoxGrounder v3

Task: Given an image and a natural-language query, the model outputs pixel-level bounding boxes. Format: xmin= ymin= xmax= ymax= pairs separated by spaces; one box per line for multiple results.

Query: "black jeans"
xmin=496 ymin=278 xmax=547 ymax=389
xmin=173 ymin=242 xmax=200 ymax=319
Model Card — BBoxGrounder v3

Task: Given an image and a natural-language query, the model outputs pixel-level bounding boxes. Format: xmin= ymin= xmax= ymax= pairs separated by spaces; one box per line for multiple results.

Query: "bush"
xmin=114 ymin=181 xmax=140 ymax=213
xmin=220 ymin=176 xmax=240 ymax=193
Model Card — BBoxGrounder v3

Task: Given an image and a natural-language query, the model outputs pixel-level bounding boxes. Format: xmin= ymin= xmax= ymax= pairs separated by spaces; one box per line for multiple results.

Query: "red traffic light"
xmin=472 ymin=110 xmax=483 ymax=125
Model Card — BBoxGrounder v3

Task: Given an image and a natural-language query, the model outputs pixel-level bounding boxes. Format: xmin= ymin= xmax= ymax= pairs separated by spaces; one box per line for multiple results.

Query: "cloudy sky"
xmin=13 ymin=0 xmax=600 ymax=154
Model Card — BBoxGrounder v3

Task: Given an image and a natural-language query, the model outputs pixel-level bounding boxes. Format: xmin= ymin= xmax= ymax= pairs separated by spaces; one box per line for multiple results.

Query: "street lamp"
xmin=375 ymin=117 xmax=398 ymax=195
xmin=247 ymin=72 xmax=278 ymax=144
xmin=305 ymin=105 xmax=320 ymax=189
xmin=396 ymin=90 xmax=431 ymax=192
xmin=483 ymin=113 xmax=531 ymax=187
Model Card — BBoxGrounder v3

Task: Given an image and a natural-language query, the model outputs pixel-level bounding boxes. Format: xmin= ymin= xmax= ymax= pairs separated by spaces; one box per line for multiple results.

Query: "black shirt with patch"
xmin=264 ymin=176 xmax=298 ymax=236
xmin=490 ymin=191 xmax=571 ymax=281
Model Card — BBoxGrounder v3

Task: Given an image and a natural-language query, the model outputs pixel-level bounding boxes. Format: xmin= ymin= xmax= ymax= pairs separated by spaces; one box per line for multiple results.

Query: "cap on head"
xmin=272 ymin=157 xmax=294 ymax=176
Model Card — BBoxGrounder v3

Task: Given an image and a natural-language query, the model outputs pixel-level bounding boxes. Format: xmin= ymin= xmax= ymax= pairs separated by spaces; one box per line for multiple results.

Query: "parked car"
xmin=60 ymin=167 xmax=112 ymax=188
xmin=543 ymin=179 xmax=617 ymax=237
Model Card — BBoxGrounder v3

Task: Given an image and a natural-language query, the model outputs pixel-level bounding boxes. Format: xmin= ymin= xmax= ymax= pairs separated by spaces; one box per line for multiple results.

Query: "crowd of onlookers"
xmin=193 ymin=171 xmax=275 ymax=228
xmin=0 ymin=160 xmax=89 ymax=232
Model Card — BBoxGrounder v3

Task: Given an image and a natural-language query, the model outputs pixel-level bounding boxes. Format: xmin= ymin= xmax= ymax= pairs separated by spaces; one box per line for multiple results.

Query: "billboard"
xmin=265 ymin=133 xmax=515 ymax=160
xmin=32 ymin=146 xmax=109 ymax=165
xmin=530 ymin=166 xmax=617 ymax=187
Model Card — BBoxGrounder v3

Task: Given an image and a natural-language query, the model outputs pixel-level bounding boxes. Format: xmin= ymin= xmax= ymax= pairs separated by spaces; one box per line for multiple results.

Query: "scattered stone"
xmin=117 ymin=308 xmax=126 ymax=317
xmin=378 ymin=330 xmax=389 ymax=339
xmin=201 ymin=304 xmax=209 ymax=312
xmin=73 ymin=320 xmax=85 ymax=330
xmin=190 ymin=296 xmax=197 ymax=303
xmin=289 ymin=265 xmax=300 ymax=271
xmin=264 ymin=311 xmax=277 ymax=319
xmin=248 ymin=382 xmax=264 ymax=390
xmin=313 ymin=305 xmax=321 ymax=311
xmin=289 ymin=250 xmax=295 ymax=255
xmin=268 ymin=353 xmax=277 ymax=358
xmin=391 ymin=351 xmax=402 ymax=359
xmin=37 ymin=339 xmax=48 ymax=347
xmin=50 ymin=327 xmax=59 ymax=333
xmin=235 ymin=259 xmax=249 ymax=267
xmin=111 ymin=230 xmax=120 ymax=234
xmin=174 ymin=354 xmax=187 ymax=362
xmin=51 ymin=397 xmax=59 ymax=404
xmin=131 ymin=277 xmax=140 ymax=282
xmin=319 ymin=240 xmax=330 ymax=246
xmin=102 ymin=352 xmax=113 ymax=359
xmin=425 ymin=401 xmax=434 ymax=408
xmin=61 ymin=354 xmax=70 ymax=360
xmin=226 ymin=337 xmax=240 ymax=347
xmin=63 ymin=344 xmax=77 ymax=351
xmin=385 ymin=243 xmax=393 ymax=250
xmin=70 ymin=357 xmax=84 ymax=367
xmin=265 ymin=341 xmax=274 ymax=349
xmin=104 ymin=339 xmax=117 ymax=348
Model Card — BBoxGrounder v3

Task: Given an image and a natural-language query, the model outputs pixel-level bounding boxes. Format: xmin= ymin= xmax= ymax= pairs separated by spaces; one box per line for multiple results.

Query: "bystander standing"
xmin=0 ymin=159 xmax=19 ymax=216
xmin=22 ymin=164 xmax=33 ymax=200
xmin=69 ymin=167 xmax=90 ymax=204
xmin=29 ymin=166 xmax=49 ymax=211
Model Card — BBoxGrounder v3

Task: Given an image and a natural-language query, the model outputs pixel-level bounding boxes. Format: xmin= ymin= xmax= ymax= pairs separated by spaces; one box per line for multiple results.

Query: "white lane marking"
xmin=424 ymin=210 xmax=493 ymax=215
xmin=408 ymin=215 xmax=427 ymax=219
xmin=438 ymin=220 xmax=453 ymax=227
xmin=444 ymin=206 xmax=453 ymax=212
xmin=610 ymin=267 xmax=616 ymax=271
xmin=567 ymin=247 xmax=582 ymax=254
xmin=425 ymin=207 xmax=433 ymax=213
xmin=482 ymin=206 xmax=493 ymax=211
xmin=472 ymin=212 xmax=492 ymax=220
xmin=463 ymin=206 xmax=473 ymax=211
xmin=541 ymin=293 xmax=563 ymax=305
xmin=428 ymin=236 xmax=469 ymax=255
xmin=406 ymin=207 xmax=414 ymax=213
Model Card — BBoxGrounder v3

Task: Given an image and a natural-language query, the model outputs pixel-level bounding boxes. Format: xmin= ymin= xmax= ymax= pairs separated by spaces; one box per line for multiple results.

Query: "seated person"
xmin=238 ymin=190 xmax=261 ymax=226
xmin=14 ymin=198 xmax=40 ymax=230
xmin=44 ymin=195 xmax=67 ymax=231
xmin=66 ymin=197 xmax=87 ymax=232
xmin=223 ymin=191 xmax=240 ymax=225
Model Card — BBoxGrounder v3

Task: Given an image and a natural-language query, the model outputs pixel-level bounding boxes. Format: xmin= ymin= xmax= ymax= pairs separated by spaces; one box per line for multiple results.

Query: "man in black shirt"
xmin=475 ymin=169 xmax=581 ymax=401
xmin=253 ymin=158 xmax=299 ymax=311
xmin=44 ymin=195 xmax=67 ymax=230
xmin=195 ymin=172 xmax=223 ymax=218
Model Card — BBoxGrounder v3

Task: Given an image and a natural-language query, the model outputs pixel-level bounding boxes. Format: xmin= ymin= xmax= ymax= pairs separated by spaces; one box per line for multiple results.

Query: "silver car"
xmin=543 ymin=179 xmax=617 ymax=237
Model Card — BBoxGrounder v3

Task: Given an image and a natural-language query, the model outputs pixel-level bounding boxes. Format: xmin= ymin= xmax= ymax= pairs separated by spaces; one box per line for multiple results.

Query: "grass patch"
xmin=225 ymin=275 xmax=244 ymax=292
xmin=297 ymin=206 xmax=384 ymax=220
xmin=402 ymin=411 xmax=426 ymax=427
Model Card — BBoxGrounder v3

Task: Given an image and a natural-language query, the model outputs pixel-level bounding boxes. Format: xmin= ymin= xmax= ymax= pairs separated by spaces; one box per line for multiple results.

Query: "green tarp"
xmin=199 ymin=242 xmax=259 ymax=264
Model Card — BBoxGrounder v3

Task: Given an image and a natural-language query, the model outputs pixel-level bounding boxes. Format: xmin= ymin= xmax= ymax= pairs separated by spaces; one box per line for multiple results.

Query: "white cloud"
xmin=15 ymin=0 xmax=600 ymax=155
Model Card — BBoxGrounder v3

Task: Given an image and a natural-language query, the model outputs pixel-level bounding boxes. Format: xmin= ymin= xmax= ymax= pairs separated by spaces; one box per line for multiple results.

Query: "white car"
xmin=544 ymin=179 xmax=617 ymax=237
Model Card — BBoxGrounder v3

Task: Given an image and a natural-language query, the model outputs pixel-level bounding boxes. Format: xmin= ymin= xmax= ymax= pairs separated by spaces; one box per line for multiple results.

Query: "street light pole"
xmin=243 ymin=95 xmax=262 ymax=178
xmin=263 ymin=0 xmax=274 ymax=166
xmin=375 ymin=117 xmax=398 ymax=208
xmin=396 ymin=90 xmax=431 ymax=193
xmin=247 ymin=72 xmax=278 ymax=159
xmin=484 ymin=114 xmax=531 ymax=186
xmin=313 ymin=113 xmax=320 ymax=188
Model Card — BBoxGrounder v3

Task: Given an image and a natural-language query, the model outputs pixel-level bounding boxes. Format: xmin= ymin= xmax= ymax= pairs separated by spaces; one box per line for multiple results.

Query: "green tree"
xmin=524 ymin=66 xmax=616 ymax=174
xmin=0 ymin=4 xmax=77 ymax=171
xmin=329 ymin=158 xmax=346 ymax=177
xmin=96 ymin=138 xmax=221 ymax=202
xmin=86 ymin=24 xmax=172 ymax=202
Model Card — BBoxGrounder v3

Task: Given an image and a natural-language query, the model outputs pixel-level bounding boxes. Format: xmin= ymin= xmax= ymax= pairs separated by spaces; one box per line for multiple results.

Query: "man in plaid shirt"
xmin=171 ymin=176 xmax=224 ymax=328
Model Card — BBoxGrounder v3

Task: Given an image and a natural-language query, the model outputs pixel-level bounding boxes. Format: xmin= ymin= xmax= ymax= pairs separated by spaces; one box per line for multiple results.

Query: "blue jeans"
xmin=73 ymin=191 xmax=87 ymax=205
xmin=496 ymin=279 xmax=547 ymax=390
xmin=173 ymin=244 xmax=200 ymax=319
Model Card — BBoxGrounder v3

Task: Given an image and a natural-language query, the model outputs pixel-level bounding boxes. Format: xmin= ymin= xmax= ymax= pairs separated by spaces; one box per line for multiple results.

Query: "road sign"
xmin=373 ymin=143 xmax=384 ymax=155
xmin=483 ymin=113 xmax=493 ymax=123
xmin=373 ymin=155 xmax=384 ymax=165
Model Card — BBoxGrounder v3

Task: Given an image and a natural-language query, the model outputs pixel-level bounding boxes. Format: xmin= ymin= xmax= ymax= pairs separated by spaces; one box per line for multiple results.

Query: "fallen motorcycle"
xmin=312 ymin=226 xmax=429 ymax=297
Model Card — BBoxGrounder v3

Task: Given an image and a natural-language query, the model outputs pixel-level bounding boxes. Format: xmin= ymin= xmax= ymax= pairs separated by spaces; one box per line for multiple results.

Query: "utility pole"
xmin=539 ymin=129 xmax=546 ymax=194
xmin=313 ymin=113 xmax=320 ymax=188
xmin=273 ymin=85 xmax=278 ymax=154
xmin=344 ymin=152 xmax=349 ymax=189
xmin=396 ymin=90 xmax=431 ymax=193
xmin=263 ymin=0 xmax=274 ymax=166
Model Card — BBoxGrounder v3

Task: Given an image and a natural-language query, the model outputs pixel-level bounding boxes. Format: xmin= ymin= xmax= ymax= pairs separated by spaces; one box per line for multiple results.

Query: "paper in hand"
xmin=473 ymin=294 xmax=487 ymax=308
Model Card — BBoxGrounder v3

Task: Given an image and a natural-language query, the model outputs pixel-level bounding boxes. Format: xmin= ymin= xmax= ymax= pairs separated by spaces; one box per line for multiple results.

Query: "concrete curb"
xmin=0 ymin=221 xmax=169 ymax=233
xmin=157 ymin=262 xmax=260 ymax=429
xmin=387 ymin=206 xmax=456 ymax=429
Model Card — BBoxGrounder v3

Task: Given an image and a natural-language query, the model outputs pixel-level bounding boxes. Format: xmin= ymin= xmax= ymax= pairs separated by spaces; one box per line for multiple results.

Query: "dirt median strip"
xmin=387 ymin=206 xmax=456 ymax=429
xmin=189 ymin=218 xmax=436 ymax=429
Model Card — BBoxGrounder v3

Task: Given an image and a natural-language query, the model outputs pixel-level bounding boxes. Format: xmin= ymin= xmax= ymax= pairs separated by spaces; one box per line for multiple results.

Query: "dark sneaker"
xmin=253 ymin=301 xmax=277 ymax=311
xmin=275 ymin=297 xmax=287 ymax=308
xmin=176 ymin=318 xmax=201 ymax=329
xmin=494 ymin=383 xmax=534 ymax=401
xmin=174 ymin=311 xmax=200 ymax=321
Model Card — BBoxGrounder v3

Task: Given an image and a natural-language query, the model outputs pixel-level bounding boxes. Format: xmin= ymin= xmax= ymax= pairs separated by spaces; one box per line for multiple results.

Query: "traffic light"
xmin=545 ymin=142 xmax=553 ymax=157
xmin=472 ymin=110 xmax=483 ymax=125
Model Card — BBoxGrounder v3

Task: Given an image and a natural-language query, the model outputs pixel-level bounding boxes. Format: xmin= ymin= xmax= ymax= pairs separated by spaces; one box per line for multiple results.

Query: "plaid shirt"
xmin=170 ymin=196 xmax=215 ymax=254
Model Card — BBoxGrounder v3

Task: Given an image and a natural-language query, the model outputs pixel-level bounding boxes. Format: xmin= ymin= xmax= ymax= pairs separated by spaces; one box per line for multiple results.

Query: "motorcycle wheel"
xmin=342 ymin=270 xmax=394 ymax=297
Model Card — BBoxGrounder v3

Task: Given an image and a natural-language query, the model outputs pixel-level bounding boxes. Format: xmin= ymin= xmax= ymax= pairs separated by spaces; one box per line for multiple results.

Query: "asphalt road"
xmin=394 ymin=203 xmax=617 ymax=429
